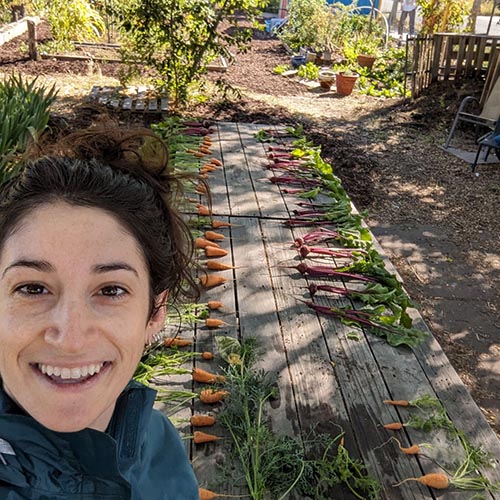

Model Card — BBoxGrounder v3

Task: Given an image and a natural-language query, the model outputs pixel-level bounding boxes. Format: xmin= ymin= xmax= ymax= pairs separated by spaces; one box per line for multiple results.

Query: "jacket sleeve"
xmin=128 ymin=410 xmax=199 ymax=500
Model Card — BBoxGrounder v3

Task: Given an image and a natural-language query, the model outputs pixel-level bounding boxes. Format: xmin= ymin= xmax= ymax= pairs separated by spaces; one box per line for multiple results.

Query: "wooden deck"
xmin=163 ymin=122 xmax=500 ymax=499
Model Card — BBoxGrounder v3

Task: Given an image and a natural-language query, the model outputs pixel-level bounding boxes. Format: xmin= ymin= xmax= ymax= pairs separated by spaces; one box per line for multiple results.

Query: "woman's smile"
xmin=33 ymin=361 xmax=112 ymax=384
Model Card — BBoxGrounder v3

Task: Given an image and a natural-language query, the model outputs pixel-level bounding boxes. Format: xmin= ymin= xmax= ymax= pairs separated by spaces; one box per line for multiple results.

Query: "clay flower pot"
xmin=318 ymin=70 xmax=336 ymax=90
xmin=335 ymin=72 xmax=359 ymax=96
xmin=357 ymin=53 xmax=376 ymax=70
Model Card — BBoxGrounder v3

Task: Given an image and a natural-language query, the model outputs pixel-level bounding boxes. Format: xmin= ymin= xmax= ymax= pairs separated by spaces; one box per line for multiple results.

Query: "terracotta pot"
xmin=335 ymin=72 xmax=358 ymax=96
xmin=357 ymin=53 xmax=376 ymax=69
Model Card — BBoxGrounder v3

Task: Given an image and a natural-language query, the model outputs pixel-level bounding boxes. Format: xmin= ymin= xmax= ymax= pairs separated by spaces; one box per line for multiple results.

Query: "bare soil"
xmin=1 ymin=21 xmax=499 ymax=436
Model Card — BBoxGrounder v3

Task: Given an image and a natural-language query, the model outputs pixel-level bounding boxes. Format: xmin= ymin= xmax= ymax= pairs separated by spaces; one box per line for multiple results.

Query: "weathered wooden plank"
xmin=147 ymin=99 xmax=158 ymax=112
xmin=261 ymin=220 xmax=356 ymax=500
xmin=217 ymin=122 xmax=261 ymax=217
xmin=191 ymin=128 xmax=247 ymax=496
xmin=256 ymin=174 xmax=431 ymax=499
xmin=0 ymin=16 xmax=40 ymax=46
xmin=160 ymin=98 xmax=169 ymax=113
xmin=456 ymin=36 xmax=467 ymax=77
xmin=122 ymin=97 xmax=133 ymax=110
xmin=231 ymin=216 xmax=299 ymax=437
xmin=236 ymin=123 xmax=291 ymax=219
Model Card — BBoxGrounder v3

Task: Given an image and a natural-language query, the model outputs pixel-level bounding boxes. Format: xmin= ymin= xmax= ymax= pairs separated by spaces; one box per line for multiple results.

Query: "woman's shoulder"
xmin=128 ymin=407 xmax=200 ymax=500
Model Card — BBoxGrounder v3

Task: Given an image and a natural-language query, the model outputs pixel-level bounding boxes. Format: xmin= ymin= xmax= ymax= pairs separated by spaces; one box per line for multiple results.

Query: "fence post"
xmin=27 ymin=20 xmax=38 ymax=61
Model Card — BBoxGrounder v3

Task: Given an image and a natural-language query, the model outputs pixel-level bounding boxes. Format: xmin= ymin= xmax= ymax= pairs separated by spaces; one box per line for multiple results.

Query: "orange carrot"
xmin=196 ymin=184 xmax=208 ymax=195
xmin=195 ymin=237 xmax=221 ymax=249
xmin=199 ymin=274 xmax=227 ymax=288
xmin=205 ymin=318 xmax=228 ymax=328
xmin=387 ymin=436 xmax=421 ymax=455
xmin=205 ymin=246 xmax=228 ymax=258
xmin=211 ymin=219 xmax=234 ymax=228
xmin=199 ymin=146 xmax=212 ymax=155
xmin=190 ymin=414 xmax=216 ymax=427
xmin=199 ymin=489 xmax=218 ymax=500
xmin=383 ymin=422 xmax=404 ymax=430
xmin=202 ymin=351 xmax=214 ymax=360
xmin=163 ymin=337 xmax=192 ymax=347
xmin=400 ymin=444 xmax=420 ymax=455
xmin=205 ymin=230 xmax=225 ymax=241
xmin=193 ymin=431 xmax=221 ymax=444
xmin=206 ymin=261 xmax=235 ymax=271
xmin=192 ymin=367 xmax=226 ymax=384
xmin=383 ymin=399 xmax=410 ymax=407
xmin=198 ymin=205 xmax=211 ymax=216
xmin=200 ymin=389 xmax=228 ymax=404
xmin=202 ymin=163 xmax=217 ymax=170
xmin=207 ymin=300 xmax=224 ymax=310
xmin=203 ymin=137 xmax=212 ymax=144
xmin=200 ymin=173 xmax=209 ymax=180
xmin=200 ymin=167 xmax=215 ymax=174
xmin=210 ymin=158 xmax=223 ymax=166
xmin=393 ymin=473 xmax=449 ymax=490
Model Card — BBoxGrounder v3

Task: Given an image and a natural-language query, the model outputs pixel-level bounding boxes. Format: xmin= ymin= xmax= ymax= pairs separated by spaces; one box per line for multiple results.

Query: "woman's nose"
xmin=44 ymin=297 xmax=94 ymax=352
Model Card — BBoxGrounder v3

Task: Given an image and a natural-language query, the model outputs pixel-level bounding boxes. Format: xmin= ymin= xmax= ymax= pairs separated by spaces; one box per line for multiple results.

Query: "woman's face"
xmin=0 ymin=202 xmax=166 ymax=432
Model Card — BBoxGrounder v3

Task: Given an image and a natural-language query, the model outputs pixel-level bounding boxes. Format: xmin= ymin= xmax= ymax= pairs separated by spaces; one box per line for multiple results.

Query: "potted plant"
xmin=318 ymin=69 xmax=336 ymax=90
xmin=353 ymin=38 xmax=381 ymax=70
xmin=335 ymin=68 xmax=359 ymax=96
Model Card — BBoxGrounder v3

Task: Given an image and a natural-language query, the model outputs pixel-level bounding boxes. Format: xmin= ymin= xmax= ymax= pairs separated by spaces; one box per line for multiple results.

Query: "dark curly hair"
xmin=0 ymin=125 xmax=199 ymax=317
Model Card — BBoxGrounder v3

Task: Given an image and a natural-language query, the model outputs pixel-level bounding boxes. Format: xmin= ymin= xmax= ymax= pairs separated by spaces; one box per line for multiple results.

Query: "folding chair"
xmin=444 ymin=75 xmax=500 ymax=149
xmin=470 ymin=116 xmax=500 ymax=172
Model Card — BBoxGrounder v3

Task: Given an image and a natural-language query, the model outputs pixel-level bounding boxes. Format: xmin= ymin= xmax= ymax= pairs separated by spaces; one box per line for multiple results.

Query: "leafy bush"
xmin=273 ymin=64 xmax=291 ymax=75
xmin=0 ymin=74 xmax=58 ymax=182
xmin=278 ymin=0 xmax=325 ymax=51
xmin=113 ymin=0 xmax=268 ymax=108
xmin=31 ymin=0 xmax=105 ymax=46
xmin=297 ymin=61 xmax=320 ymax=80
xmin=279 ymin=1 xmax=385 ymax=55
xmin=418 ymin=0 xmax=469 ymax=33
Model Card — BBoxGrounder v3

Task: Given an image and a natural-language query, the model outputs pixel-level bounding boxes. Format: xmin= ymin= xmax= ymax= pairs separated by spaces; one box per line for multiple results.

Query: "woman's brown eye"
xmin=100 ymin=286 xmax=127 ymax=297
xmin=17 ymin=284 xmax=46 ymax=295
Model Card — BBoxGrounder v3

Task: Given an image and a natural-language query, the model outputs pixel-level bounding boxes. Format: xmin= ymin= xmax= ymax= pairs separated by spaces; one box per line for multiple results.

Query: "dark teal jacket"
xmin=0 ymin=381 xmax=199 ymax=499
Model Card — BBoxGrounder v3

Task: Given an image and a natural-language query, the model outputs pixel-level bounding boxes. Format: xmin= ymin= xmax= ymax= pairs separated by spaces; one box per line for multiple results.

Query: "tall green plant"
xmin=418 ymin=0 xmax=469 ymax=33
xmin=0 ymin=74 xmax=58 ymax=182
xmin=114 ymin=0 xmax=268 ymax=108
xmin=278 ymin=0 xmax=325 ymax=51
xmin=31 ymin=0 xmax=105 ymax=46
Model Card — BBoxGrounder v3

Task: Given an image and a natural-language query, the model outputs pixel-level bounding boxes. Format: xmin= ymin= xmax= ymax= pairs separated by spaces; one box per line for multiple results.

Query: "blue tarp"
xmin=326 ymin=0 xmax=380 ymax=12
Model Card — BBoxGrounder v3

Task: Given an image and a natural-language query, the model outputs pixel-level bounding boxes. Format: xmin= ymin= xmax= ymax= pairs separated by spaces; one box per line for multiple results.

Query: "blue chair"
xmin=471 ymin=116 xmax=500 ymax=172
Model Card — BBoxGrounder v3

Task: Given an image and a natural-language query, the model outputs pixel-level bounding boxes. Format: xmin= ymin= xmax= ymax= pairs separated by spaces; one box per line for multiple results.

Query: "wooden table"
xmin=165 ymin=122 xmax=500 ymax=500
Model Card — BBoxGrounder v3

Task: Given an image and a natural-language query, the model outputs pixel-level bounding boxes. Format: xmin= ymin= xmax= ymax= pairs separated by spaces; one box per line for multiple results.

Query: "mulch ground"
xmin=1 ymin=20 xmax=499 ymax=436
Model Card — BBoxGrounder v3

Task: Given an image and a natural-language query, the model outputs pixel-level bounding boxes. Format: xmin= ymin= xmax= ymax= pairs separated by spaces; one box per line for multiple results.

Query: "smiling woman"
xmin=0 ymin=127 xmax=200 ymax=499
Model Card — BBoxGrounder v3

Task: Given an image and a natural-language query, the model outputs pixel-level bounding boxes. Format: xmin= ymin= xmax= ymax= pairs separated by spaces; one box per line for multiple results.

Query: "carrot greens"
xmin=216 ymin=337 xmax=381 ymax=499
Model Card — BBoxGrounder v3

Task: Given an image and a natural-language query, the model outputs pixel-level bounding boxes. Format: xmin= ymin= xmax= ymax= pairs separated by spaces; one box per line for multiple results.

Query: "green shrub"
xmin=0 ymin=74 xmax=58 ymax=182
xmin=297 ymin=61 xmax=320 ymax=80
xmin=114 ymin=0 xmax=269 ymax=108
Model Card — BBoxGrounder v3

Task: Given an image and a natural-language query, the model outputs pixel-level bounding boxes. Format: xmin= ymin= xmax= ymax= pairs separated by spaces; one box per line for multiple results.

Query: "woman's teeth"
xmin=38 ymin=362 xmax=105 ymax=380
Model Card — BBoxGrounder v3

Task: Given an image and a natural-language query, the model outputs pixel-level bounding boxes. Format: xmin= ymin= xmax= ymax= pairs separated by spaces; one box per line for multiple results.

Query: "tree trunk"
xmin=467 ymin=0 xmax=482 ymax=32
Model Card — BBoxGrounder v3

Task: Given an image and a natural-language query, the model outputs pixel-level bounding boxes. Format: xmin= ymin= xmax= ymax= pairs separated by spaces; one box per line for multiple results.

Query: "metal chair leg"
xmin=472 ymin=145 xmax=483 ymax=172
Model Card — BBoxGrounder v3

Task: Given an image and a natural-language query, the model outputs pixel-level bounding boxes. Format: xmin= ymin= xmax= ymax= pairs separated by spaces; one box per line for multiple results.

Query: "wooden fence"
xmin=408 ymin=33 xmax=500 ymax=99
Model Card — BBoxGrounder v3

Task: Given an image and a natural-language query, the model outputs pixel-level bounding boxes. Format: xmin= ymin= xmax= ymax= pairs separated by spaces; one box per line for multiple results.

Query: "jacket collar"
xmin=0 ymin=380 xmax=157 ymax=468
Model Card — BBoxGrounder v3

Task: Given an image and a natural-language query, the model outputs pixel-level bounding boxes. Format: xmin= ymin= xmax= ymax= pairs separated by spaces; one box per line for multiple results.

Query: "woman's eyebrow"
xmin=2 ymin=259 xmax=54 ymax=278
xmin=92 ymin=262 xmax=139 ymax=277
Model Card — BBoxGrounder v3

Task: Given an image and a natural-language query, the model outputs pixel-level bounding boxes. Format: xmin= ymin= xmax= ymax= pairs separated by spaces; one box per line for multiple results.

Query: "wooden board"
xmin=163 ymin=122 xmax=500 ymax=500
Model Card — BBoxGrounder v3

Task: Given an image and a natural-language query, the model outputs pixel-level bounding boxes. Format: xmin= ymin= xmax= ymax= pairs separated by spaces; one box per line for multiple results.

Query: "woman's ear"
xmin=145 ymin=291 xmax=168 ymax=344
